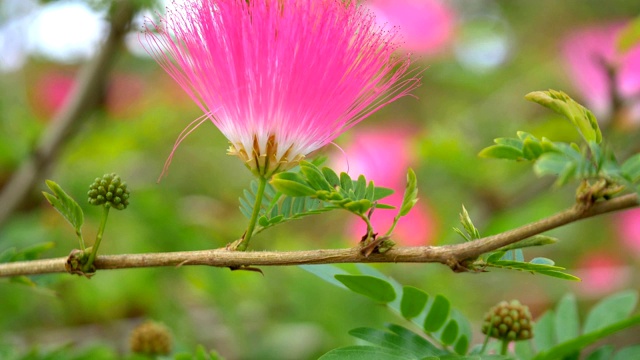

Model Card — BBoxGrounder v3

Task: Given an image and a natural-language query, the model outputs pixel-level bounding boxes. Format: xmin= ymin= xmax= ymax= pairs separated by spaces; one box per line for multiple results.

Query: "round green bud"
xmin=87 ymin=173 xmax=130 ymax=210
xmin=481 ymin=299 xmax=534 ymax=341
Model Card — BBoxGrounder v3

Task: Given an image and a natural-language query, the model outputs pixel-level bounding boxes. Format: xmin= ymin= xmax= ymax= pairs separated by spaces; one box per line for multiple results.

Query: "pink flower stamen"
xmin=142 ymin=0 xmax=420 ymax=178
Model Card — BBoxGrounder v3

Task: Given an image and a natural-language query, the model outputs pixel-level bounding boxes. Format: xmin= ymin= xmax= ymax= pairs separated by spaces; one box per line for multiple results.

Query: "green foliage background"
xmin=1 ymin=0 xmax=639 ymax=359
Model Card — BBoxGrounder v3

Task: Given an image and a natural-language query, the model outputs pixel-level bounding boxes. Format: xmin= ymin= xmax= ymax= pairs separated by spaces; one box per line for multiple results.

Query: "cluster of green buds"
xmin=129 ymin=321 xmax=172 ymax=356
xmin=482 ymin=300 xmax=534 ymax=341
xmin=87 ymin=173 xmax=130 ymax=210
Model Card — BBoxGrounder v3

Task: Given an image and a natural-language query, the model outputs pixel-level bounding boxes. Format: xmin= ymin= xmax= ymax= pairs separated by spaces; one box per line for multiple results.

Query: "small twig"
xmin=0 ymin=193 xmax=636 ymax=278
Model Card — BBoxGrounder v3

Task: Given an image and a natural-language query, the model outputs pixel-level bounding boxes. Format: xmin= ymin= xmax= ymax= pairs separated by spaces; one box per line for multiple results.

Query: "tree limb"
xmin=0 ymin=193 xmax=636 ymax=278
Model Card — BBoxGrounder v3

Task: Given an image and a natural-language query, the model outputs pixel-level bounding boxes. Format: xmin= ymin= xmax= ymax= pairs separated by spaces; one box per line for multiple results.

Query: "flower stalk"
xmin=234 ymin=176 xmax=268 ymax=251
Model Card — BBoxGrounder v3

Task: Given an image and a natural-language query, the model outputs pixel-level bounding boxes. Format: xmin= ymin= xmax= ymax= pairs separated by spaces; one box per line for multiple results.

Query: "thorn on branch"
xmin=228 ymin=265 xmax=264 ymax=275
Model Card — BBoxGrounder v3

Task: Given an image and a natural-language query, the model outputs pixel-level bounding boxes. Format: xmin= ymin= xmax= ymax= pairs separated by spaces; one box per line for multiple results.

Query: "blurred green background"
xmin=1 ymin=0 xmax=639 ymax=359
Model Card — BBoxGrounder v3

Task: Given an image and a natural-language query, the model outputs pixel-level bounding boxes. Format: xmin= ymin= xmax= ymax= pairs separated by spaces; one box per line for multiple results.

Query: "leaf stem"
xmin=236 ymin=176 xmax=267 ymax=251
xmin=84 ymin=205 xmax=110 ymax=272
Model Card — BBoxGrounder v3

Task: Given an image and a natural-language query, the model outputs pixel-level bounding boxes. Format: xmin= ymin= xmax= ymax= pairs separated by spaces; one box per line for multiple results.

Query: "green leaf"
xmin=583 ymin=290 xmax=638 ymax=333
xmin=613 ymin=345 xmax=640 ymax=360
xmin=322 ymin=167 xmax=341 ymax=187
xmin=530 ymin=257 xmax=554 ymax=266
xmin=454 ymin=335 xmax=469 ymax=356
xmin=534 ymin=153 xmax=571 ymax=177
xmin=398 ymin=168 xmax=418 ymax=217
xmin=42 ymin=180 xmax=84 ymax=234
xmin=495 ymin=137 xmax=524 ymax=148
xmin=319 ymin=345 xmax=416 ymax=360
xmin=554 ymin=293 xmax=579 ymax=344
xmin=478 ymin=144 xmax=523 ymax=160
xmin=300 ymin=161 xmax=333 ymax=191
xmin=373 ymin=187 xmax=395 ymax=201
xmin=423 ymin=294 xmax=451 ymax=332
xmin=525 ymin=90 xmax=602 ymax=144
xmin=11 ymin=242 xmax=55 ymax=261
xmin=533 ymin=314 xmax=640 ymax=360
xmin=401 ymin=286 xmax=429 ymax=319
xmin=533 ymin=311 xmax=555 ymax=352
xmin=340 ymin=172 xmax=353 ymax=192
xmin=617 ymin=16 xmax=640 ymax=53
xmin=300 ymin=264 xmax=349 ymax=289
xmin=523 ymin=137 xmax=544 ymax=160
xmin=497 ymin=235 xmax=557 ymax=251
xmin=385 ymin=324 xmax=446 ymax=356
xmin=440 ymin=320 xmax=459 ymax=346
xmin=270 ymin=172 xmax=316 ymax=197
xmin=621 ymin=153 xmax=640 ymax=182
xmin=348 ymin=327 xmax=412 ymax=353
xmin=334 ymin=275 xmax=396 ymax=303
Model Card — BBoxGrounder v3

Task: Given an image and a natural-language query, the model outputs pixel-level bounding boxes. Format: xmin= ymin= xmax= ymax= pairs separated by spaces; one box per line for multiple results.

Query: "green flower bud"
xmin=87 ymin=173 xmax=130 ymax=210
xmin=482 ymin=299 xmax=534 ymax=341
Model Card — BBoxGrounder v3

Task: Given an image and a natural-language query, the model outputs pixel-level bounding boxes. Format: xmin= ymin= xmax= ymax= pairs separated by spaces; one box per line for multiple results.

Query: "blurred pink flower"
xmin=337 ymin=128 xmax=436 ymax=246
xmin=562 ymin=23 xmax=640 ymax=121
xmin=575 ymin=252 xmax=629 ymax=296
xmin=142 ymin=0 xmax=420 ymax=178
xmin=366 ymin=0 xmax=456 ymax=55
xmin=616 ymin=208 xmax=640 ymax=254
xmin=32 ymin=72 xmax=75 ymax=118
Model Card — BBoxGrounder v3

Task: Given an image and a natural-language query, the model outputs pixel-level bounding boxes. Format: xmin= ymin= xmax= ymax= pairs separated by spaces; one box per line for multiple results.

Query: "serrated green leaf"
xmin=621 ymin=153 xmax=640 ymax=182
xmin=43 ymin=180 xmax=84 ymax=234
xmin=478 ymin=144 xmax=523 ymax=160
xmin=423 ymin=294 xmax=450 ymax=332
xmin=399 ymin=169 xmax=418 ymax=217
xmin=401 ymin=286 xmax=429 ymax=319
xmin=441 ymin=320 xmax=459 ymax=346
xmin=335 ymin=275 xmax=396 ymax=303
xmin=583 ymin=290 xmax=638 ymax=334
xmin=555 ymin=294 xmax=579 ymax=344
xmin=617 ymin=16 xmax=640 ymax=53
xmin=319 ymin=345 xmax=415 ymax=360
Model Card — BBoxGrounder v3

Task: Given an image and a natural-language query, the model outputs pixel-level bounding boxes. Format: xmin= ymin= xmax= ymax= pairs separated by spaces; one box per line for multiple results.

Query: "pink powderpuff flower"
xmin=142 ymin=0 xmax=420 ymax=178
xmin=366 ymin=0 xmax=456 ymax=55
xmin=336 ymin=128 xmax=436 ymax=246
xmin=562 ymin=23 xmax=640 ymax=122
xmin=574 ymin=252 xmax=630 ymax=297
xmin=616 ymin=208 xmax=640 ymax=255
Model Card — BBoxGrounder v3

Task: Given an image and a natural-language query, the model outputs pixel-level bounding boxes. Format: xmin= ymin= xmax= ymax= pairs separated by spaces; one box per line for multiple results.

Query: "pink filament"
xmin=141 ymin=0 xmax=420 ymax=167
